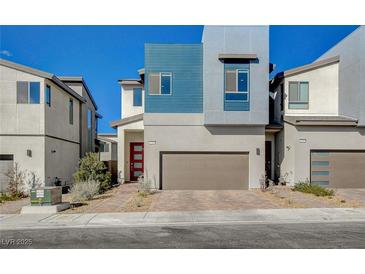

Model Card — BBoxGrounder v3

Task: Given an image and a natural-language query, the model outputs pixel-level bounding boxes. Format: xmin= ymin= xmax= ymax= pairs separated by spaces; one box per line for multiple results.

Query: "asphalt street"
xmin=1 ymin=221 xmax=364 ymax=248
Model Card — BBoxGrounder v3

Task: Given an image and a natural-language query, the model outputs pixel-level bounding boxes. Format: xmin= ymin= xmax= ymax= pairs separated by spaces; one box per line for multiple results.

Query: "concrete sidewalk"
xmin=1 ymin=208 xmax=365 ymax=231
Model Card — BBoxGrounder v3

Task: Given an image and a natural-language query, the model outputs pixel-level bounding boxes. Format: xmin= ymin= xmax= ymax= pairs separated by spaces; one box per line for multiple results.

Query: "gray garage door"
xmin=161 ymin=152 xmax=249 ymax=190
xmin=311 ymin=151 xmax=365 ymax=188
xmin=0 ymin=155 xmax=14 ymax=192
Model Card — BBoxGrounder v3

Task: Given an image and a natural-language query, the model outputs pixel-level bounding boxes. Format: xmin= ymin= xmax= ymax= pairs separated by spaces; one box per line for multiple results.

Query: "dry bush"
xmin=69 ymin=180 xmax=100 ymax=202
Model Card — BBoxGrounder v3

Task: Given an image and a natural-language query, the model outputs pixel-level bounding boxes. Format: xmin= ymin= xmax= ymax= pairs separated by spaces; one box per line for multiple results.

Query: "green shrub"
xmin=69 ymin=180 xmax=100 ymax=202
xmin=292 ymin=181 xmax=335 ymax=197
xmin=0 ymin=193 xmax=22 ymax=203
xmin=73 ymin=153 xmax=111 ymax=193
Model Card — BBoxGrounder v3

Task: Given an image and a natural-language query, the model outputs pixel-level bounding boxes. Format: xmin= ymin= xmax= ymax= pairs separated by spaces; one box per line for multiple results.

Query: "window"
xmin=16 ymin=81 xmax=40 ymax=104
xmin=45 ymin=85 xmax=51 ymax=107
xmin=288 ymin=81 xmax=309 ymax=109
xmin=224 ymin=69 xmax=249 ymax=101
xmin=87 ymin=109 xmax=93 ymax=151
xmin=148 ymin=72 xmax=172 ymax=95
xmin=100 ymin=143 xmax=109 ymax=153
xmin=133 ymin=88 xmax=142 ymax=106
xmin=69 ymin=99 xmax=73 ymax=125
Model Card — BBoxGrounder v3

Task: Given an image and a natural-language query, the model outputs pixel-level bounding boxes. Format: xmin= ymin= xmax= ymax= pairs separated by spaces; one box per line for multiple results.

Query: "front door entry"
xmin=130 ymin=142 xmax=144 ymax=181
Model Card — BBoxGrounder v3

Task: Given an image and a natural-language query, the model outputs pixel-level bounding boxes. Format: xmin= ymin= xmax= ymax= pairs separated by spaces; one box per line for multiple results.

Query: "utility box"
xmin=30 ymin=187 xmax=62 ymax=206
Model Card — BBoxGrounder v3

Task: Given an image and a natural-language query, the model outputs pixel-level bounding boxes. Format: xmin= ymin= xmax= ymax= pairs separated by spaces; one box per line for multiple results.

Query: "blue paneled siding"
xmin=145 ymin=44 xmax=203 ymax=113
xmin=224 ymin=63 xmax=250 ymax=111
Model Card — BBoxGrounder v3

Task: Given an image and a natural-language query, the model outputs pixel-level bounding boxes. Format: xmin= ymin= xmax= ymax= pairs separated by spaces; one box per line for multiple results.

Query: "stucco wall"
xmin=44 ymin=136 xmax=79 ymax=186
xmin=62 ymin=81 xmax=97 ymax=156
xmin=0 ymin=65 xmax=45 ymax=135
xmin=44 ymin=79 xmax=80 ymax=144
xmin=284 ymin=63 xmax=339 ymax=116
xmin=144 ymin=125 xmax=266 ymax=189
xmin=280 ymin=123 xmax=365 ymax=185
xmin=121 ymin=83 xmax=144 ymax=119
xmin=316 ymin=26 xmax=365 ymax=125
xmin=0 ymin=135 xmax=45 ymax=187
xmin=202 ymin=26 xmax=269 ymax=125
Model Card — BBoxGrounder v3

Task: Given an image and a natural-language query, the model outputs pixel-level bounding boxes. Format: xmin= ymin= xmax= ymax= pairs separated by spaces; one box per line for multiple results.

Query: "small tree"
xmin=4 ymin=162 xmax=26 ymax=197
xmin=73 ymin=152 xmax=111 ymax=192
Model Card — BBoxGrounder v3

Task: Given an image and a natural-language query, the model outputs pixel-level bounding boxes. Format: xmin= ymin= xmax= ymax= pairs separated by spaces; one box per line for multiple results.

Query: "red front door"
xmin=130 ymin=142 xmax=144 ymax=181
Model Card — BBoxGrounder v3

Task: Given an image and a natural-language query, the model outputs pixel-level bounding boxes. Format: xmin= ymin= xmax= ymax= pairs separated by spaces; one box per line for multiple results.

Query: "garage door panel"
xmin=162 ymin=153 xmax=249 ymax=190
xmin=329 ymin=152 xmax=365 ymax=188
xmin=311 ymin=151 xmax=365 ymax=188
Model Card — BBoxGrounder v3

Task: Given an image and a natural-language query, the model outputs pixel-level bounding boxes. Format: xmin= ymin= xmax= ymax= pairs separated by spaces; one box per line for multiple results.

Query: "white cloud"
xmin=0 ymin=50 xmax=12 ymax=57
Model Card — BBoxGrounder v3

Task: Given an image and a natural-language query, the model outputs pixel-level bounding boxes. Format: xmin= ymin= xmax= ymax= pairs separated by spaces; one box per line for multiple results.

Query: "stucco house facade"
xmin=271 ymin=26 xmax=365 ymax=188
xmin=112 ymin=25 xmax=365 ymax=190
xmin=0 ymin=59 xmax=100 ymax=191
xmin=112 ymin=26 xmax=273 ymax=189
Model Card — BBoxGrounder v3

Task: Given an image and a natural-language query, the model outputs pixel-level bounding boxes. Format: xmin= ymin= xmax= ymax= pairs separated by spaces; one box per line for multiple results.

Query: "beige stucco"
xmin=144 ymin=125 xmax=266 ymax=189
xmin=284 ymin=62 xmax=340 ymax=116
xmin=61 ymin=81 xmax=97 ymax=156
xmin=121 ymin=83 xmax=144 ymax=119
xmin=278 ymin=122 xmax=365 ymax=185
xmin=0 ymin=63 xmax=96 ymax=190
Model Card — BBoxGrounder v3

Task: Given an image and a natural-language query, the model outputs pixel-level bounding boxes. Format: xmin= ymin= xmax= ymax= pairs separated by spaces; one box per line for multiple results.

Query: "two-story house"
xmin=0 ymin=59 xmax=100 ymax=192
xmin=271 ymin=26 xmax=365 ymax=188
xmin=112 ymin=26 xmax=271 ymax=189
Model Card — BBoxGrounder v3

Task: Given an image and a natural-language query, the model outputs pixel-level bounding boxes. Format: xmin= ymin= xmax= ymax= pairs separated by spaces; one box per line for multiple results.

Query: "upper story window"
xmin=69 ymin=99 xmax=73 ymax=125
xmin=224 ymin=69 xmax=249 ymax=101
xmin=16 ymin=81 xmax=40 ymax=104
xmin=45 ymin=85 xmax=51 ymax=107
xmin=133 ymin=88 xmax=142 ymax=106
xmin=148 ymin=72 xmax=172 ymax=95
xmin=100 ymin=143 xmax=109 ymax=153
xmin=288 ymin=81 xmax=309 ymax=109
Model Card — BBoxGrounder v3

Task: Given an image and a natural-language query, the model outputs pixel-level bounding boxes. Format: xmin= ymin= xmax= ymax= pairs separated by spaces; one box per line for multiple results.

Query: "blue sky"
xmin=0 ymin=25 xmax=359 ymax=133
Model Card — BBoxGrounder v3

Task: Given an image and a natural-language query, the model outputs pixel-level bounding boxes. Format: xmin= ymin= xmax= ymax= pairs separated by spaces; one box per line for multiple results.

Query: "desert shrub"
xmin=137 ymin=175 xmax=154 ymax=196
xmin=3 ymin=162 xmax=27 ymax=197
xmin=69 ymin=180 xmax=100 ymax=202
xmin=292 ymin=181 xmax=335 ymax=197
xmin=73 ymin=153 xmax=111 ymax=193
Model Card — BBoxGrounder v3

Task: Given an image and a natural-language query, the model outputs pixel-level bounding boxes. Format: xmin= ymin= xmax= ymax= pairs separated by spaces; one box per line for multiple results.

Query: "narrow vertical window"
xmin=160 ymin=73 xmax=172 ymax=95
xmin=29 ymin=82 xmax=40 ymax=104
xmin=133 ymin=88 xmax=142 ymax=106
xmin=69 ymin=99 xmax=73 ymax=125
xmin=45 ymin=85 xmax=51 ymax=107
xmin=87 ymin=109 xmax=92 ymax=151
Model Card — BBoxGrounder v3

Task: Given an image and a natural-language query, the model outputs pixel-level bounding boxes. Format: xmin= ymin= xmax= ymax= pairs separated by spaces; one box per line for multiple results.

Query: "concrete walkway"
xmin=1 ymin=208 xmax=364 ymax=231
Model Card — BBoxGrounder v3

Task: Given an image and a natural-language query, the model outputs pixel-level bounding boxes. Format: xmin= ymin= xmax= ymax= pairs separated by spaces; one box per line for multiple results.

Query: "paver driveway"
xmin=148 ymin=190 xmax=280 ymax=211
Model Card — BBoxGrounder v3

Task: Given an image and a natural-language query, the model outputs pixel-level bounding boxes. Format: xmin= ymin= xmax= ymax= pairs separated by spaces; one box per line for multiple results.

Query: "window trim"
xmin=148 ymin=72 xmax=173 ymax=96
xmin=224 ymin=69 xmax=249 ymax=102
xmin=288 ymin=81 xmax=309 ymax=109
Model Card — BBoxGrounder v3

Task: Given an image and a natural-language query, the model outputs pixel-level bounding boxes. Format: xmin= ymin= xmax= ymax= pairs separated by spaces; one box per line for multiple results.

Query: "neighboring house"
xmin=112 ymin=26 xmax=273 ymax=189
xmin=0 ymin=59 xmax=100 ymax=191
xmin=271 ymin=26 xmax=365 ymax=188
xmin=97 ymin=133 xmax=118 ymax=183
